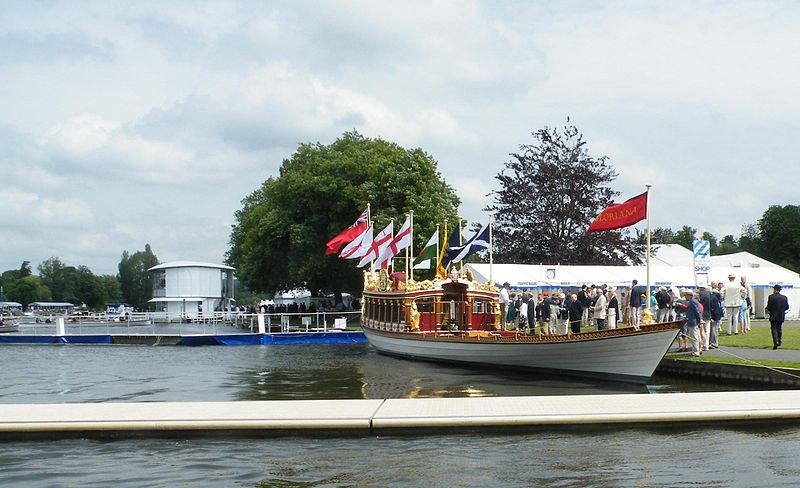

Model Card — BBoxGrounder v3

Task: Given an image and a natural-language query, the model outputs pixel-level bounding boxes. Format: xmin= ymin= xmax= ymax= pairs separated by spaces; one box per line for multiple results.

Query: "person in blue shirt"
xmin=679 ymin=289 xmax=703 ymax=357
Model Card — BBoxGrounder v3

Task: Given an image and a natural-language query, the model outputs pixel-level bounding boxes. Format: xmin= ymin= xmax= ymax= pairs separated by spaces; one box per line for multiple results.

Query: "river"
xmin=1 ymin=343 xmax=798 ymax=486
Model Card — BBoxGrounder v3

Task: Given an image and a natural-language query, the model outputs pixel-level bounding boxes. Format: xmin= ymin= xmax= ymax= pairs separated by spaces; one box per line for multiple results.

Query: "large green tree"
xmin=227 ymin=131 xmax=460 ymax=299
xmin=5 ymin=275 xmax=52 ymax=307
xmin=487 ymin=123 xmax=645 ymax=265
xmin=750 ymin=205 xmax=800 ymax=272
xmin=118 ymin=244 xmax=159 ymax=309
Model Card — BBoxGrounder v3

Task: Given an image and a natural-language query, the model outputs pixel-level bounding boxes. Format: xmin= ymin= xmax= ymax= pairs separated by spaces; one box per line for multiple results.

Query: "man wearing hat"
xmin=766 ymin=284 xmax=790 ymax=350
xmin=723 ymin=274 xmax=743 ymax=335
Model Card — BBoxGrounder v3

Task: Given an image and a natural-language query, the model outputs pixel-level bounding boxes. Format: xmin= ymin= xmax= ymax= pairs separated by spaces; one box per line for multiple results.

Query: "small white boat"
xmin=361 ymin=272 xmax=682 ymax=383
xmin=0 ymin=316 xmax=19 ymax=333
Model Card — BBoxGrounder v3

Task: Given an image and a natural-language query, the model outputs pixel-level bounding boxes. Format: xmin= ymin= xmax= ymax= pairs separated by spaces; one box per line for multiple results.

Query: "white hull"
xmin=0 ymin=324 xmax=19 ymax=333
xmin=362 ymin=326 xmax=680 ymax=383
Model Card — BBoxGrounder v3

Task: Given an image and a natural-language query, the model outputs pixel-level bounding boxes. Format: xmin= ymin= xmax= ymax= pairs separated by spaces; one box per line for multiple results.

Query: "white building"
xmin=148 ymin=261 xmax=235 ymax=319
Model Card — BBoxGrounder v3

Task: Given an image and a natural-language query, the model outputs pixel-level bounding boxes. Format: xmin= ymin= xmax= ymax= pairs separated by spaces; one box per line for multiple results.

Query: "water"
xmin=1 ymin=343 xmax=799 ymax=486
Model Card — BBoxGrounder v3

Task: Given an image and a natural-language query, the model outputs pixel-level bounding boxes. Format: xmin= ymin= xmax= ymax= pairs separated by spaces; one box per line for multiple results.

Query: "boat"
xmin=360 ymin=270 xmax=683 ymax=383
xmin=0 ymin=315 xmax=20 ymax=333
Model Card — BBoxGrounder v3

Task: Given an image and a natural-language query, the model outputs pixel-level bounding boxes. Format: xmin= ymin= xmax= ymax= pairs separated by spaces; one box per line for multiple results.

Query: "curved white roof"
xmin=148 ymin=261 xmax=235 ymax=271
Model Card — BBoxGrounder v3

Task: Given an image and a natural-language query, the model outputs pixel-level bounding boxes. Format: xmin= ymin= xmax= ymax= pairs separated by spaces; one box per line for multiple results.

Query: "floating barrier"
xmin=2 ymin=390 xmax=800 ymax=438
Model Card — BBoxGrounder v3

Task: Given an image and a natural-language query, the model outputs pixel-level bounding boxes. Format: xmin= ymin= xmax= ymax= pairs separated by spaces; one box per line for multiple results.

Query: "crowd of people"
xmin=498 ymin=281 xmax=635 ymax=336
xmin=241 ymin=299 xmax=360 ymax=315
xmin=497 ymin=275 xmax=790 ymax=354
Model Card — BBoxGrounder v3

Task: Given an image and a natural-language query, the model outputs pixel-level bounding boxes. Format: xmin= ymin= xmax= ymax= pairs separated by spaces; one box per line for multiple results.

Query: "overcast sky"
xmin=1 ymin=1 xmax=798 ymax=276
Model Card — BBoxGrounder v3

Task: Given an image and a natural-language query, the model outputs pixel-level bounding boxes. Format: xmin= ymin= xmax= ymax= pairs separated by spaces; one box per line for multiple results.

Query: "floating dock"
xmin=0 ymin=331 xmax=366 ymax=346
xmin=2 ymin=390 xmax=800 ymax=438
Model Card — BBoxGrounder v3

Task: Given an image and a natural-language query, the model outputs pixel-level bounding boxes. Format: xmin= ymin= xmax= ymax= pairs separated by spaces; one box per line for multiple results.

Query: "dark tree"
xmin=487 ymin=123 xmax=645 ymax=265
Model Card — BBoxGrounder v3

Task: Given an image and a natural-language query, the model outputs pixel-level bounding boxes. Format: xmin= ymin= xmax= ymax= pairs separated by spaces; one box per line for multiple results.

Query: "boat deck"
xmin=2 ymin=391 xmax=800 ymax=437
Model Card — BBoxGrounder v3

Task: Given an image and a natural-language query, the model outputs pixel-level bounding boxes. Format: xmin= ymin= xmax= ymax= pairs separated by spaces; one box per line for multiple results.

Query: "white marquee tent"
xmin=464 ymin=245 xmax=800 ymax=319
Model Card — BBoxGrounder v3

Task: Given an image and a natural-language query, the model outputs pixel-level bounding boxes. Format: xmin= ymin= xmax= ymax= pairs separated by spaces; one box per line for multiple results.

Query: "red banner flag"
xmin=325 ymin=208 xmax=369 ymax=255
xmin=587 ymin=191 xmax=647 ymax=232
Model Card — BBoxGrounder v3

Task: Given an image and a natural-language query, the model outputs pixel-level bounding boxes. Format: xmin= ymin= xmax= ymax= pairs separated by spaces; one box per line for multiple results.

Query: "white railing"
xmin=15 ymin=311 xmax=363 ymax=336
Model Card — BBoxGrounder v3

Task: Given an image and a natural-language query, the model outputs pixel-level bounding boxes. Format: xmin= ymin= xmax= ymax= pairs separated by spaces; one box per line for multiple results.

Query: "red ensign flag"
xmin=587 ymin=192 xmax=648 ymax=232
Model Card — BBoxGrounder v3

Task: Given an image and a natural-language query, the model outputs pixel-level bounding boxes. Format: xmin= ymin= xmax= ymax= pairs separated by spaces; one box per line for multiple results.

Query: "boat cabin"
xmin=362 ymin=280 xmax=499 ymax=333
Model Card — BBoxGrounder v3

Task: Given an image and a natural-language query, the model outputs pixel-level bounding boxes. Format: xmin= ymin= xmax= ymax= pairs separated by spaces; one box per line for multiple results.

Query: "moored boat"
xmin=360 ymin=270 xmax=682 ymax=383
xmin=0 ymin=315 xmax=20 ymax=333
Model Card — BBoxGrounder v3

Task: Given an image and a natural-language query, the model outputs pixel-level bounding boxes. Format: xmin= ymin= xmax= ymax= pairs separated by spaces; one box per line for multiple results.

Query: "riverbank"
xmin=658 ymin=320 xmax=800 ymax=386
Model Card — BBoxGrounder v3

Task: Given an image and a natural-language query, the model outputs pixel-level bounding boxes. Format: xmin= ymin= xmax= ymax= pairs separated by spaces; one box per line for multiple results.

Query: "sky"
xmin=1 ymin=0 xmax=799 ymax=276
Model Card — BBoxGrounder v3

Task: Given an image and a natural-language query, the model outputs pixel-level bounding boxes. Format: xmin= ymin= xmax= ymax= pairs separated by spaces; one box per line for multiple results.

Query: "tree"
xmin=700 ymin=231 xmax=718 ymax=254
xmin=96 ymin=275 xmax=123 ymax=305
xmin=487 ymin=123 xmax=645 ymax=265
xmin=227 ymin=131 xmax=460 ymax=300
xmin=6 ymin=275 xmax=51 ymax=307
xmin=716 ymin=234 xmax=740 ymax=255
xmin=118 ymin=244 xmax=159 ymax=309
xmin=752 ymin=205 xmax=800 ymax=272
xmin=650 ymin=227 xmax=677 ymax=245
xmin=37 ymin=257 xmax=76 ymax=302
xmin=672 ymin=225 xmax=697 ymax=251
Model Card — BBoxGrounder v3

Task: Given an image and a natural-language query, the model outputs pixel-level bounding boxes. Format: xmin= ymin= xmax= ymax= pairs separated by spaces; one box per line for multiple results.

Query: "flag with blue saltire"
xmin=447 ymin=225 xmax=490 ymax=264
xmin=438 ymin=226 xmax=462 ymax=274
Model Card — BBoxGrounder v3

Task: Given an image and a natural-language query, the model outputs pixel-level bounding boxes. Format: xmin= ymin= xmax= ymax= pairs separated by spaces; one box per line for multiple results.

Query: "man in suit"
xmin=766 ymin=284 xmax=790 ymax=349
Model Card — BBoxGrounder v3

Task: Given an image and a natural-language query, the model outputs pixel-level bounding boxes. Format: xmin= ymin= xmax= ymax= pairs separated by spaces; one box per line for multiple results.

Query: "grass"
xmin=717 ymin=321 xmax=799 ymax=350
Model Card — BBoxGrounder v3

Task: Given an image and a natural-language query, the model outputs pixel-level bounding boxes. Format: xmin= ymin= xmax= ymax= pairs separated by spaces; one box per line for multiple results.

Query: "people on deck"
xmin=568 ymin=293 xmax=583 ymax=333
xmin=628 ymin=280 xmax=641 ymax=329
xmin=499 ymin=282 xmax=510 ymax=330
xmin=594 ymin=287 xmax=608 ymax=331
xmin=606 ymin=287 xmax=618 ymax=329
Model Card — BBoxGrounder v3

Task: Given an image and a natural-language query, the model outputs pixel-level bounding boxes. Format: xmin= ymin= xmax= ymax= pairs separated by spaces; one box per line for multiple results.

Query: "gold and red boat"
xmin=360 ymin=270 xmax=682 ymax=383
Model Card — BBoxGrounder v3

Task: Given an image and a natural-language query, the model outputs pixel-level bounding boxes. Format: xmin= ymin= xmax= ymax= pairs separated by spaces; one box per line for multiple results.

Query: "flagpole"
xmin=458 ymin=217 xmax=463 ymax=272
xmin=645 ymin=183 xmax=652 ymax=314
xmin=408 ymin=211 xmax=413 ymax=282
xmin=435 ymin=223 xmax=440 ymax=278
xmin=489 ymin=213 xmax=494 ymax=284
xmin=439 ymin=218 xmax=448 ymax=279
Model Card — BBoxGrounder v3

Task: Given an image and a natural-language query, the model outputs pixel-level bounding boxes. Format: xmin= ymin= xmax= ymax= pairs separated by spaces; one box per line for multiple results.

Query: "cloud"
xmin=0 ymin=189 xmax=92 ymax=229
xmin=41 ymin=113 xmax=194 ymax=182
xmin=0 ymin=30 xmax=115 ymax=65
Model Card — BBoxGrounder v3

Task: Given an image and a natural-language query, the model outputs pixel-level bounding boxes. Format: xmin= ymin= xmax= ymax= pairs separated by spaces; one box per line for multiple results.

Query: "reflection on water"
xmin=0 ymin=343 xmax=754 ymax=405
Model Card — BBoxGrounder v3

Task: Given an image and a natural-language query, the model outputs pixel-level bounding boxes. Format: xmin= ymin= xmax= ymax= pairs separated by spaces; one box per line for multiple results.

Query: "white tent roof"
xmin=465 ymin=258 xmax=800 ymax=290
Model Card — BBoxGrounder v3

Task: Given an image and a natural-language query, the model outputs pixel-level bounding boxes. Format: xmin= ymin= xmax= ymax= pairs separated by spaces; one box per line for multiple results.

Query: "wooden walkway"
xmin=2 ymin=390 xmax=800 ymax=437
